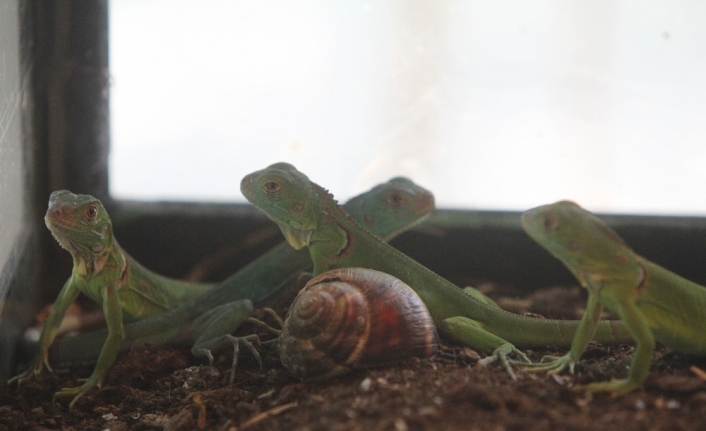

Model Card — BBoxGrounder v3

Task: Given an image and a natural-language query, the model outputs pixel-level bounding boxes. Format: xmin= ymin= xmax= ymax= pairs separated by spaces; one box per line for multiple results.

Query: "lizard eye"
xmin=263 ymin=180 xmax=282 ymax=194
xmin=543 ymin=214 xmax=559 ymax=232
xmin=85 ymin=205 xmax=99 ymax=220
xmin=386 ymin=192 xmax=403 ymax=207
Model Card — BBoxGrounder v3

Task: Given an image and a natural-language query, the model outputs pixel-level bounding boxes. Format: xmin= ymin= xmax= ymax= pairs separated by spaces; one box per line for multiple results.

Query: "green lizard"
xmin=8 ymin=190 xmax=216 ymax=407
xmin=521 ymin=200 xmax=706 ymax=394
xmin=38 ymin=178 xmax=436 ymax=404
xmin=240 ymin=163 xmax=637 ymax=376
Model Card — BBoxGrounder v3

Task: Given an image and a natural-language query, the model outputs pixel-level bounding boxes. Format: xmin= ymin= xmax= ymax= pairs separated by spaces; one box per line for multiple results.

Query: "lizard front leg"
xmin=191 ymin=299 xmax=254 ymax=363
xmin=8 ymin=278 xmax=80 ymax=386
xmin=437 ymin=316 xmax=530 ymax=380
xmin=190 ymin=300 xmax=282 ymax=384
xmin=53 ymin=281 xmax=124 ymax=409
xmin=577 ymin=300 xmax=653 ymax=395
xmin=522 ymin=293 xmax=604 ymax=376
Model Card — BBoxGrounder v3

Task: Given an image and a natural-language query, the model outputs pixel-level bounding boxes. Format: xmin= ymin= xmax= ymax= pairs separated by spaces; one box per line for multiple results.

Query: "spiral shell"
xmin=279 ymin=267 xmax=438 ymax=378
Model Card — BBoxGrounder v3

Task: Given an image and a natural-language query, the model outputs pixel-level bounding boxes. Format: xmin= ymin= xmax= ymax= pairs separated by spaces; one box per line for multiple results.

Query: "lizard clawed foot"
xmin=8 ymin=369 xmax=39 ymax=388
xmin=7 ymin=357 xmax=53 ymax=387
xmin=246 ymin=307 xmax=284 ymax=337
xmin=193 ymin=334 xmax=263 ymax=384
xmin=478 ymin=344 xmax=531 ymax=380
xmin=574 ymin=378 xmax=641 ymax=395
xmin=225 ymin=334 xmax=262 ymax=385
xmin=53 ymin=374 xmax=103 ymax=409
xmin=520 ymin=353 xmax=576 ymax=375
xmin=191 ymin=307 xmax=285 ymax=384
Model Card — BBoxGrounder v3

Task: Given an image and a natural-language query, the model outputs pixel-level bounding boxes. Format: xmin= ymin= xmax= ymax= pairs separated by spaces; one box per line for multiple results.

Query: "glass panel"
xmin=0 ymin=0 xmax=25 ymax=301
xmin=110 ymin=0 xmax=706 ymax=214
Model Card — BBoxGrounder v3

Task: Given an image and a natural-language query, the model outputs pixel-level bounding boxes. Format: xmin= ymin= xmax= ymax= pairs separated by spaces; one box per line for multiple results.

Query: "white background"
xmin=110 ymin=1 xmax=706 ymax=215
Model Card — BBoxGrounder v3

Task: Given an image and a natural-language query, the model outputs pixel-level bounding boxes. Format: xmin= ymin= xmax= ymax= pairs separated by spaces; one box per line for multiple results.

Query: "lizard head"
xmin=240 ymin=163 xmax=320 ymax=250
xmin=344 ymin=177 xmax=435 ymax=240
xmin=45 ymin=190 xmax=114 ymax=263
xmin=521 ymin=200 xmax=642 ymax=289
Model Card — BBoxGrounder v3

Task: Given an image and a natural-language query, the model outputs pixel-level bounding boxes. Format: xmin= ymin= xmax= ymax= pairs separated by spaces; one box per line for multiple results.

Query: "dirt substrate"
xmin=2 ymin=284 xmax=706 ymax=431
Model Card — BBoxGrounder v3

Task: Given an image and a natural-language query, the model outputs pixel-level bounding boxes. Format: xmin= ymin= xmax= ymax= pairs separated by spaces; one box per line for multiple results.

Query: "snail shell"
xmin=279 ymin=267 xmax=438 ymax=378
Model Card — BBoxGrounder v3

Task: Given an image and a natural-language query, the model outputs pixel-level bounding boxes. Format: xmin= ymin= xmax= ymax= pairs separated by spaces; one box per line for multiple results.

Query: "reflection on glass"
xmin=110 ymin=0 xmax=706 ymax=214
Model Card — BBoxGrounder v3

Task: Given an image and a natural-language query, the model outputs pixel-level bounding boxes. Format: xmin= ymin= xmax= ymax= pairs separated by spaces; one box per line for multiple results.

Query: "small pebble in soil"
xmin=654 ymin=397 xmax=681 ymax=410
xmin=394 ymin=417 xmax=409 ymax=431
xmin=359 ymin=377 xmax=372 ymax=392
xmin=176 ymin=365 xmax=222 ymax=390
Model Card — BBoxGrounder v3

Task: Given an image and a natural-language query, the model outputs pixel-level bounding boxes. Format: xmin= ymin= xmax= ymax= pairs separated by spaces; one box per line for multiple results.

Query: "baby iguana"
xmin=240 ymin=163 xmax=637 ymax=376
xmin=41 ymin=178 xmax=439 ymax=402
xmin=8 ymin=191 xmax=215 ymax=407
xmin=521 ymin=200 xmax=706 ymax=394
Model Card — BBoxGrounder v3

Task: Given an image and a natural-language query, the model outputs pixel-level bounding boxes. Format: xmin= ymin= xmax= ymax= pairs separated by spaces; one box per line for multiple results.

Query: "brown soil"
xmin=2 ymin=284 xmax=706 ymax=431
